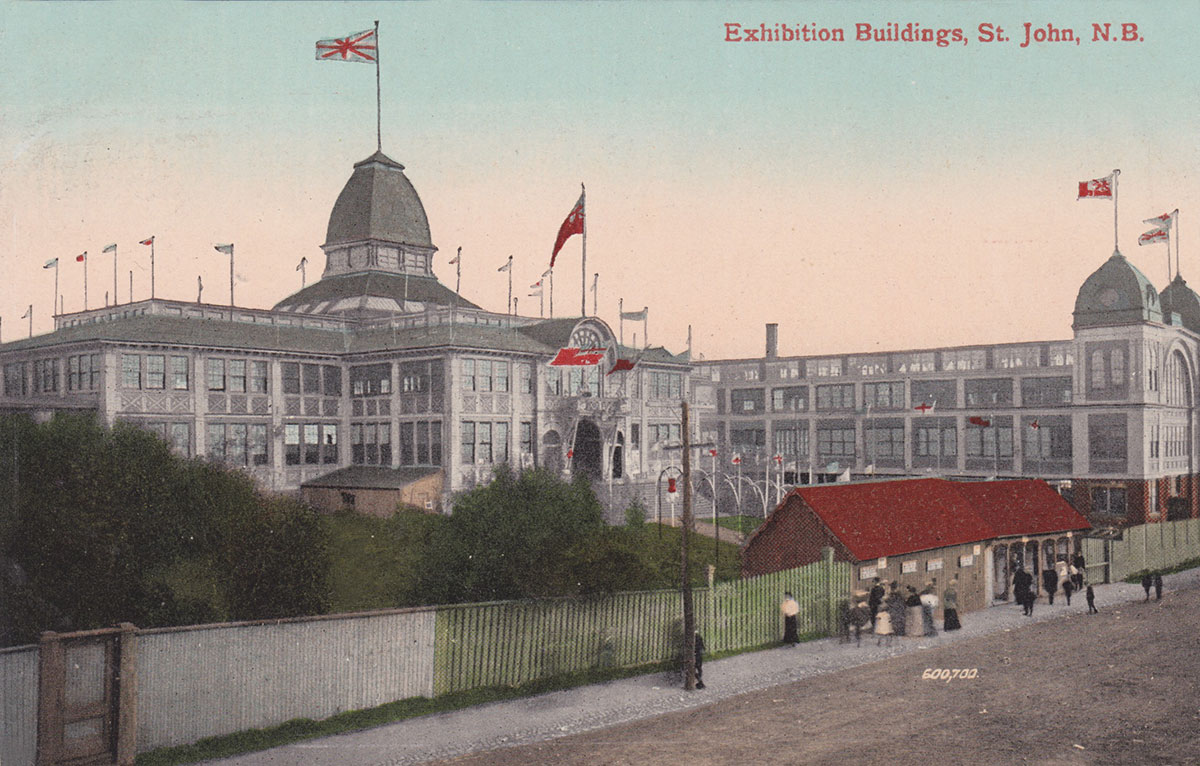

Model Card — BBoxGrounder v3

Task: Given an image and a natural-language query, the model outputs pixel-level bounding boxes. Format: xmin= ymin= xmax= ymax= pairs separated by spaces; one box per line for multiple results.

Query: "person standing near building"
xmin=942 ymin=578 xmax=961 ymax=631
xmin=1042 ymin=564 xmax=1058 ymax=606
xmin=1013 ymin=566 xmax=1033 ymax=616
xmin=1154 ymin=573 xmax=1163 ymax=601
xmin=1062 ymin=577 xmax=1075 ymax=606
xmin=1142 ymin=572 xmax=1153 ymax=602
xmin=868 ymin=577 xmax=885 ymax=631
xmin=886 ymin=582 xmax=906 ymax=639
xmin=693 ymin=632 xmax=706 ymax=689
xmin=919 ymin=583 xmax=939 ymax=637
xmin=848 ymin=596 xmax=871 ymax=647
xmin=780 ymin=591 xmax=800 ymax=645
xmin=1086 ymin=583 xmax=1098 ymax=614
xmin=1072 ymin=553 xmax=1086 ymax=590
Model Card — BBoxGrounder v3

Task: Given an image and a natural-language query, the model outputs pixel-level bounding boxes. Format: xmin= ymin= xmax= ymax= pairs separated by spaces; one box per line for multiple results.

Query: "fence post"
xmin=822 ymin=546 xmax=836 ymax=635
xmin=36 ymin=631 xmax=64 ymax=766
xmin=116 ymin=622 xmax=138 ymax=766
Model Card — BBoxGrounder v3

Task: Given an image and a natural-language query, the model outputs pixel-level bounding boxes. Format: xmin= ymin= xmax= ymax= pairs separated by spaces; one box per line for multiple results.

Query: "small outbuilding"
xmin=742 ymin=478 xmax=1090 ymax=614
xmin=301 ymin=466 xmax=443 ymax=516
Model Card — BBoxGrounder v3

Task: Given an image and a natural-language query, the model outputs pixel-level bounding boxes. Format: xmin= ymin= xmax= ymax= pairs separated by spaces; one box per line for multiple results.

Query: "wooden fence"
xmin=433 ymin=553 xmax=848 ymax=695
xmin=1082 ymin=519 xmax=1200 ymax=583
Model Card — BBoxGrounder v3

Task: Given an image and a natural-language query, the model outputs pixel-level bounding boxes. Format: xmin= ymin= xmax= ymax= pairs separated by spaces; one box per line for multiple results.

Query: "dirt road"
xmin=439 ymin=587 xmax=1200 ymax=766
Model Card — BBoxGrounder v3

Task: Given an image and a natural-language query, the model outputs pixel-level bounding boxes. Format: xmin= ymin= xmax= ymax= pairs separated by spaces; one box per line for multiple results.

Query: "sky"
xmin=3 ymin=1 xmax=1200 ymax=360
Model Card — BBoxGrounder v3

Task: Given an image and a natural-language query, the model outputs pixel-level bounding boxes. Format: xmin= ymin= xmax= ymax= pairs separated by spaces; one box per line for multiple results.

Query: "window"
xmin=228 ymin=360 xmax=246 ymax=393
xmin=850 ymin=356 xmax=888 ymax=376
xmin=915 ymin=425 xmax=956 ymax=457
xmin=285 ymin=424 xmax=300 ymax=465
xmin=996 ymin=346 xmax=1042 ymax=369
xmin=171 ymin=356 xmax=189 ymax=390
xmin=911 ymin=380 xmax=956 ymax=409
xmin=1089 ymin=415 xmax=1127 ymax=461
xmin=864 ymin=426 xmax=905 ymax=458
xmin=282 ymin=363 xmax=300 ymax=394
xmin=806 ymin=358 xmax=843 ymax=377
xmin=462 ymin=359 xmax=476 ymax=392
xmin=1023 ymin=420 xmax=1072 ymax=459
xmin=1048 ymin=344 xmax=1074 ymax=367
xmin=353 ymin=363 xmax=393 ymax=396
xmin=941 ymin=349 xmax=986 ymax=371
xmin=323 ymin=366 xmax=342 ymax=396
xmin=206 ymin=359 xmax=225 ymax=391
xmin=649 ymin=371 xmax=683 ymax=399
xmin=815 ymin=384 xmax=854 ymax=411
xmin=730 ymin=427 xmax=765 ymax=448
xmin=1021 ymin=377 xmax=1072 ymax=406
xmin=773 ymin=427 xmax=809 ymax=456
xmin=817 ymin=427 xmax=855 ymax=456
xmin=461 ymin=358 xmax=511 ymax=394
xmin=519 ymin=363 xmax=534 ymax=394
xmin=4 ymin=362 xmax=27 ymax=396
xmin=966 ymin=423 xmax=1013 ymax=457
xmin=460 ymin=420 xmax=509 ymax=465
xmin=964 ymin=378 xmax=1013 ymax=406
xmin=285 ymin=422 xmax=337 ymax=466
xmin=731 ymin=388 xmax=765 ymax=413
xmin=772 ymin=386 xmax=807 ymax=412
xmin=1092 ymin=487 xmax=1127 ymax=515
xmin=862 ymin=382 xmax=904 ymax=410
xmin=33 ymin=359 xmax=60 ymax=393
xmin=650 ymin=423 xmax=683 ymax=445
xmin=461 ymin=421 xmax=475 ymax=463
xmin=893 ymin=352 xmax=935 ymax=373
xmin=521 ymin=421 xmax=534 ymax=455
xmin=495 ymin=361 xmax=509 ymax=393
xmin=302 ymin=364 xmax=321 ymax=395
xmin=354 ymin=422 xmax=392 ymax=465
xmin=250 ymin=361 xmax=268 ymax=393
xmin=123 ymin=354 xmax=142 ymax=389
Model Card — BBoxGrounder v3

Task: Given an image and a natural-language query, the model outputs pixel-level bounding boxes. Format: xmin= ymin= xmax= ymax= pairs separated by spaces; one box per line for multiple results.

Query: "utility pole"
xmin=681 ymin=400 xmax=696 ymax=691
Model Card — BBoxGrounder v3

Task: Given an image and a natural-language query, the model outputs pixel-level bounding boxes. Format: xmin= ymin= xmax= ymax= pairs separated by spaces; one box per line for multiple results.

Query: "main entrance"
xmin=571 ymin=419 xmax=603 ymax=481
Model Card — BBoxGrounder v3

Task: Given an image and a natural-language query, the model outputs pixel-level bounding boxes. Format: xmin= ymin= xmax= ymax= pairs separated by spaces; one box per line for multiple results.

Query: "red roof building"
xmin=743 ymin=478 xmax=1090 ymax=613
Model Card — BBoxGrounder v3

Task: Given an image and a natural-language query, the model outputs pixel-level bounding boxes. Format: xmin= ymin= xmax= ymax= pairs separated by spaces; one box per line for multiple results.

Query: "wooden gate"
xmin=36 ymin=624 xmax=137 ymax=766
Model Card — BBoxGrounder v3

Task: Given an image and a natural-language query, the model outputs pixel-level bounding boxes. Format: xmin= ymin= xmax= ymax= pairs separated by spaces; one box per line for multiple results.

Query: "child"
xmin=1086 ymin=583 xmax=1098 ymax=614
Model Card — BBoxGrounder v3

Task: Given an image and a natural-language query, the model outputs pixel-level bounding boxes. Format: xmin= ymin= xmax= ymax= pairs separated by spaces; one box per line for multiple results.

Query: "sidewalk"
xmin=208 ymin=567 xmax=1200 ymax=766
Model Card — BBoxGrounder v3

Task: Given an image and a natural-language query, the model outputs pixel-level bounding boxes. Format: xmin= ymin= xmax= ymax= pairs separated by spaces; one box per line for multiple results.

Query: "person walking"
xmin=848 ymin=594 xmax=870 ymax=647
xmin=1141 ymin=572 xmax=1153 ymax=602
xmin=1013 ymin=567 xmax=1033 ymax=616
xmin=905 ymin=586 xmax=923 ymax=637
xmin=693 ymin=632 xmax=706 ymax=689
xmin=919 ymin=583 xmax=939 ymax=637
xmin=1086 ymin=583 xmax=1098 ymax=614
xmin=1072 ymin=553 xmax=1086 ymax=590
xmin=886 ymin=582 xmax=906 ymax=639
xmin=942 ymin=578 xmax=961 ymax=631
xmin=874 ymin=594 xmax=894 ymax=647
xmin=868 ymin=577 xmax=885 ymax=631
xmin=1042 ymin=565 xmax=1058 ymax=606
xmin=1154 ymin=573 xmax=1163 ymax=601
xmin=1062 ymin=577 xmax=1075 ymax=606
xmin=780 ymin=592 xmax=800 ymax=645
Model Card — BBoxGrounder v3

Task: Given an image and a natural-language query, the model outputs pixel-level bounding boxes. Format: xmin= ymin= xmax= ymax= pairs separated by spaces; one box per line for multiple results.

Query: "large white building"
xmin=0 ymin=150 xmax=691 ymax=519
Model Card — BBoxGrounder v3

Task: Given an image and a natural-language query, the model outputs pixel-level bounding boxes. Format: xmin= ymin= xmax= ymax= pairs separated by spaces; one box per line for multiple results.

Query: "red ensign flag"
xmin=1078 ymin=175 xmax=1114 ymax=199
xmin=550 ymin=193 xmax=585 ymax=267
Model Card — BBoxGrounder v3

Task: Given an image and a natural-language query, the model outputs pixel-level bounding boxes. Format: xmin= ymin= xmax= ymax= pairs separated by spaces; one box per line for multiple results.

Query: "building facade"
xmin=0 ymin=151 xmax=691 ymax=518
xmin=693 ymin=253 xmax=1200 ymax=528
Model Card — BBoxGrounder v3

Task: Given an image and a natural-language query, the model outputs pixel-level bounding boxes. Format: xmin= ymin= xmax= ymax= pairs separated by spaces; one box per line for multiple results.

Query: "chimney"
xmin=766 ymin=323 xmax=778 ymax=359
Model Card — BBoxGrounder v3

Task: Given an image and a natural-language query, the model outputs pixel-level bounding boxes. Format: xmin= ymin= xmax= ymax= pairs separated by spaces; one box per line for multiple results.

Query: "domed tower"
xmin=274 ymin=151 xmax=477 ymax=316
xmin=1159 ymin=274 xmax=1200 ymax=333
xmin=1073 ymin=251 xmax=1162 ymax=329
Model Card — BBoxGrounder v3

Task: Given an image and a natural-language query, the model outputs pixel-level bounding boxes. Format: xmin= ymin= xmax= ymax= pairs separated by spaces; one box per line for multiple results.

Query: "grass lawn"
xmin=322 ymin=509 xmax=443 ymax=611
xmin=715 ymin=515 xmax=765 ymax=536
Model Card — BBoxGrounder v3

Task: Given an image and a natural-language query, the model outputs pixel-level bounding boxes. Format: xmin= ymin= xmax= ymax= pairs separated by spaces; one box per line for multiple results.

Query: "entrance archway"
xmin=542 ymin=430 xmax=563 ymax=474
xmin=612 ymin=431 xmax=624 ymax=479
xmin=571 ymin=419 xmax=604 ymax=480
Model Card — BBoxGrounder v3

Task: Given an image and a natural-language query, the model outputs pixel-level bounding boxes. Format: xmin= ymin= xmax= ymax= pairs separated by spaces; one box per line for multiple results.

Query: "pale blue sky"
xmin=4 ymin=1 xmax=1200 ymax=356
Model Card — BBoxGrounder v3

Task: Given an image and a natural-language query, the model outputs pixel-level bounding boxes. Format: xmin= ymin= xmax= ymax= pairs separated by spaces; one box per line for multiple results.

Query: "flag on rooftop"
xmin=214 ymin=244 xmax=233 ymax=255
xmin=76 ymin=252 xmax=86 ymax=262
xmin=102 ymin=243 xmax=116 ymax=253
xmin=550 ymin=192 xmax=584 ymax=267
xmin=620 ymin=306 xmax=648 ymax=321
xmin=497 ymin=258 xmax=512 ymax=272
xmin=140 ymin=237 xmax=154 ymax=246
xmin=1138 ymin=227 xmax=1169 ymax=246
xmin=43 ymin=258 xmax=58 ymax=269
xmin=315 ymin=28 xmax=377 ymax=63
xmin=1077 ymin=174 xmax=1115 ymax=199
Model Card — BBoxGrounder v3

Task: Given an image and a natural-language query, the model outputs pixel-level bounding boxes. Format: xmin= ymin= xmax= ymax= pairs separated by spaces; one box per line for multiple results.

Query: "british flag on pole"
xmin=1077 ymin=174 xmax=1114 ymax=199
xmin=315 ymin=29 xmax=377 ymax=63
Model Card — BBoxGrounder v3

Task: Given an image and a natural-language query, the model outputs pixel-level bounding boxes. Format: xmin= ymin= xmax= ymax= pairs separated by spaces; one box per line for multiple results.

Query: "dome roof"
xmin=324 ymin=151 xmax=433 ymax=249
xmin=1160 ymin=274 xmax=1200 ymax=333
xmin=1073 ymin=251 xmax=1162 ymax=329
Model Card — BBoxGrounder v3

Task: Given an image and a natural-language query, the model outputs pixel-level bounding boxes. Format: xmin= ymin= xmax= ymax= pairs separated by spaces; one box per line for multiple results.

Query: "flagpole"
xmin=53 ymin=261 xmax=59 ymax=318
xmin=1112 ymin=169 xmax=1121 ymax=253
xmin=129 ymin=270 xmax=133 ymax=302
xmin=230 ymin=244 xmax=235 ymax=307
xmin=549 ymin=268 xmax=554 ymax=318
xmin=643 ymin=309 xmax=648 ymax=349
xmin=83 ymin=253 xmax=88 ymax=310
xmin=112 ymin=245 xmax=118 ymax=305
xmin=150 ymin=239 xmax=155 ymax=299
xmin=592 ymin=272 xmax=598 ymax=316
xmin=1176 ymin=209 xmax=1182 ymax=279
xmin=619 ymin=297 xmax=624 ymax=346
xmin=506 ymin=255 xmax=513 ymax=320
xmin=580 ymin=183 xmax=586 ymax=317
xmin=374 ymin=20 xmax=382 ymax=153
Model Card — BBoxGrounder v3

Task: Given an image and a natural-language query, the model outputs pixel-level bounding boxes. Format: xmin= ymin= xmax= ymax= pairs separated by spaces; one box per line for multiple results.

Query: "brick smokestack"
xmin=766 ymin=323 xmax=778 ymax=358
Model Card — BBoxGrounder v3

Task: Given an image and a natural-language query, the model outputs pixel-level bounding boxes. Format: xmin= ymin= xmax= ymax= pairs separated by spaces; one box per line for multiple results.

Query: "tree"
xmin=419 ymin=466 xmax=609 ymax=603
xmin=0 ymin=413 xmax=330 ymax=645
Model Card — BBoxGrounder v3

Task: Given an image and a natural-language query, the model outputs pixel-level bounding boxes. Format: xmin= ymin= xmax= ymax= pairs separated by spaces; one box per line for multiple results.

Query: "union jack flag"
xmin=1077 ymin=174 xmax=1114 ymax=200
xmin=316 ymin=29 xmax=377 ymax=63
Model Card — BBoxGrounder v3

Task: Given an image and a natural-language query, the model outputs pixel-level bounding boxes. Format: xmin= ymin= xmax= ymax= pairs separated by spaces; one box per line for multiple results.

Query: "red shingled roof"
xmin=776 ymin=478 xmax=1089 ymax=561
xmin=951 ymin=479 xmax=1091 ymax=538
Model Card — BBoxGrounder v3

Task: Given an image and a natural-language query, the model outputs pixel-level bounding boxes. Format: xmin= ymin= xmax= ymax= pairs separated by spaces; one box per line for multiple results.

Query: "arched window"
xmin=1166 ymin=350 xmax=1191 ymax=406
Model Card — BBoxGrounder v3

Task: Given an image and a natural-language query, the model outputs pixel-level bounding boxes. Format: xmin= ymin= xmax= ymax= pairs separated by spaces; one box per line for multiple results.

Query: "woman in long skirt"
xmin=943 ymin=578 xmax=962 ymax=631
xmin=875 ymin=599 xmax=894 ymax=646
xmin=886 ymin=583 xmax=906 ymax=639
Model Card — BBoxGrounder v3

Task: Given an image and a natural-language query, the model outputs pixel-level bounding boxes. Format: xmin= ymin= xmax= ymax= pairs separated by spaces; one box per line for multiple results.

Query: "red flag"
xmin=606 ymin=358 xmax=636 ymax=375
xmin=550 ymin=192 xmax=584 ymax=267
xmin=549 ymin=347 xmax=605 ymax=366
xmin=731 ymin=455 xmax=742 ymax=465
xmin=1030 ymin=420 xmax=1040 ymax=430
xmin=708 ymin=449 xmax=718 ymax=457
xmin=139 ymin=237 xmax=154 ymax=246
xmin=1077 ymin=174 xmax=1114 ymax=199
xmin=913 ymin=401 xmax=935 ymax=414
xmin=75 ymin=252 xmax=86 ymax=262
xmin=968 ymin=416 xmax=991 ymax=427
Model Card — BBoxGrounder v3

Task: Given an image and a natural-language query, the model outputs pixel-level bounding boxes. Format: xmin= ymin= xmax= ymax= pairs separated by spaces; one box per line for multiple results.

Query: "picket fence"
xmin=1 ymin=555 xmax=848 ymax=762
xmin=1081 ymin=518 xmax=1200 ymax=583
